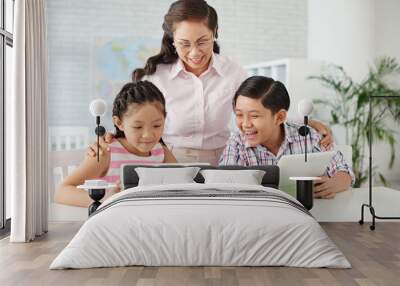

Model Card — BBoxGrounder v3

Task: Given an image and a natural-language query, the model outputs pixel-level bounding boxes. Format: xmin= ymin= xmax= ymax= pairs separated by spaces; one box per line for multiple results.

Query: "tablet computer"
xmin=277 ymin=151 xmax=335 ymax=190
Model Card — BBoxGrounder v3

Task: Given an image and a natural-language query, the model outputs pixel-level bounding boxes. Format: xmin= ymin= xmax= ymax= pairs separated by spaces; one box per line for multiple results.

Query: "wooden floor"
xmin=1 ymin=222 xmax=400 ymax=286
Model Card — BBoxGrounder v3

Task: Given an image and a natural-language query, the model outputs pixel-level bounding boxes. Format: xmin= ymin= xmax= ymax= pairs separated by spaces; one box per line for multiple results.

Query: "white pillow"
xmin=200 ymin=169 xmax=266 ymax=185
xmin=136 ymin=167 xmax=201 ymax=186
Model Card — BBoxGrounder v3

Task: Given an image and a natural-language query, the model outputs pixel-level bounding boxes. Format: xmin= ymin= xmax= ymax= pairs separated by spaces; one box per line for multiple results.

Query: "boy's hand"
xmin=314 ymin=172 xmax=352 ymax=199
xmin=313 ymin=176 xmax=336 ymax=199
xmin=87 ymin=132 xmax=114 ymax=157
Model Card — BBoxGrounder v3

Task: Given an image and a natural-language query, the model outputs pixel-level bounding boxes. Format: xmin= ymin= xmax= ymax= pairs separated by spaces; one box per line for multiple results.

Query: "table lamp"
xmin=297 ymin=99 xmax=313 ymax=162
xmin=89 ymin=99 xmax=107 ymax=162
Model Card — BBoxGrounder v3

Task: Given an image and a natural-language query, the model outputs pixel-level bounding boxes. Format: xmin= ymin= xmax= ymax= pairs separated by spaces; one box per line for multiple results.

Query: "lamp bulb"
xmin=89 ymin=99 xmax=107 ymax=117
xmin=297 ymin=99 xmax=314 ymax=117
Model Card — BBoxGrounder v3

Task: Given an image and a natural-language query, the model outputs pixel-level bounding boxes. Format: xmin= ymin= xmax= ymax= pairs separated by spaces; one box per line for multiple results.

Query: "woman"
xmin=89 ymin=0 xmax=332 ymax=165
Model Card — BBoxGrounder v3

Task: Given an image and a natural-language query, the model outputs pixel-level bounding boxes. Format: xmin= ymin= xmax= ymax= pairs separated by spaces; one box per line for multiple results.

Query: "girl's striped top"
xmin=102 ymin=139 xmax=165 ymax=183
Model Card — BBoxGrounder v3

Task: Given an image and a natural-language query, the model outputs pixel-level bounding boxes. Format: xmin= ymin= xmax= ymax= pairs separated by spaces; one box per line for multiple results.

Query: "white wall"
xmin=307 ymin=0 xmax=375 ymax=142
xmin=375 ymin=0 xmax=400 ymax=61
xmin=373 ymin=0 xmax=400 ymax=183
xmin=308 ymin=0 xmax=400 ymax=184
xmin=308 ymin=0 xmax=375 ymax=81
xmin=214 ymin=0 xmax=307 ymax=66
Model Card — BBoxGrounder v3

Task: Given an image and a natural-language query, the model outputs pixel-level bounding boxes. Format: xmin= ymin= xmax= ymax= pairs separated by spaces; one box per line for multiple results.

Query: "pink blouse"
xmin=144 ymin=53 xmax=247 ymax=150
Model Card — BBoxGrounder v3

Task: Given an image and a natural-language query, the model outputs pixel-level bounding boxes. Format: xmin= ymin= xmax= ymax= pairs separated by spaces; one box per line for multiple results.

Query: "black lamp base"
xmin=289 ymin=177 xmax=319 ymax=210
xmin=88 ymin=188 xmax=106 ymax=216
xmin=296 ymin=180 xmax=314 ymax=210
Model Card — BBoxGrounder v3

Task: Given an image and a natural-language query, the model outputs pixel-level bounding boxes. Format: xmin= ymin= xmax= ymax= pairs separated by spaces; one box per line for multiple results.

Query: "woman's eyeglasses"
xmin=173 ymin=38 xmax=214 ymax=53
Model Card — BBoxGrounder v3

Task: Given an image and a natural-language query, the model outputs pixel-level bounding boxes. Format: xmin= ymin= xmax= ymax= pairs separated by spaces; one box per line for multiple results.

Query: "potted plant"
xmin=309 ymin=57 xmax=400 ymax=187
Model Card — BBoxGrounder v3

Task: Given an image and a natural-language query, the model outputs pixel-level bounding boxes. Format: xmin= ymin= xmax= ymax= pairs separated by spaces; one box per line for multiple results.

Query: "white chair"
xmin=48 ymin=125 xmax=91 ymax=221
xmin=48 ymin=126 xmax=90 ymax=201
xmin=48 ymin=148 xmax=88 ymax=221
xmin=49 ymin=126 xmax=89 ymax=151
xmin=48 ymin=149 xmax=84 ymax=200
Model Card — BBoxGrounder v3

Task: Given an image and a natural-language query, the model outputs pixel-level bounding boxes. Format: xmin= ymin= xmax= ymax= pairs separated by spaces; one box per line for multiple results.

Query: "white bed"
xmin=50 ymin=183 xmax=350 ymax=269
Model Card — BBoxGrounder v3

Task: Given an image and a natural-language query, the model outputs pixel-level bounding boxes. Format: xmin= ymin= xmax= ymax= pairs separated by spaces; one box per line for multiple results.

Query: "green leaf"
xmin=331 ymin=111 xmax=339 ymax=124
xmin=356 ymin=91 xmax=369 ymax=109
xmin=378 ymin=173 xmax=388 ymax=187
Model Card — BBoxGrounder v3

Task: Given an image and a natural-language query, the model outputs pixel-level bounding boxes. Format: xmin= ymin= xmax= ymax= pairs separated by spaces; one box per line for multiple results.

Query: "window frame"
xmin=0 ymin=0 xmax=14 ymax=235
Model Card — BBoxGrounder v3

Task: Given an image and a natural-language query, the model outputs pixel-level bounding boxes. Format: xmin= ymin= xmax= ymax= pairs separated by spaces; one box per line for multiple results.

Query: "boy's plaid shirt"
xmin=219 ymin=122 xmax=355 ymax=184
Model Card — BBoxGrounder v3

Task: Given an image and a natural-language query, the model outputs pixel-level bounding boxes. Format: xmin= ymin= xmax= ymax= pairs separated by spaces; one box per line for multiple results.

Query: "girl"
xmin=54 ymin=81 xmax=177 ymax=207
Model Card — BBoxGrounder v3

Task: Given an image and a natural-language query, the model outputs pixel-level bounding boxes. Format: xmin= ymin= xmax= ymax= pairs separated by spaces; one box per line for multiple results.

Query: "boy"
xmin=219 ymin=76 xmax=354 ymax=199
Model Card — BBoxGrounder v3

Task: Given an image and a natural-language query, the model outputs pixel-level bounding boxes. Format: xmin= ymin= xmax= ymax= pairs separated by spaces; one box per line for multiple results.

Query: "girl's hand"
xmin=103 ymin=180 xmax=122 ymax=202
xmin=114 ymin=179 xmax=122 ymax=193
xmin=87 ymin=132 xmax=114 ymax=157
xmin=109 ymin=180 xmax=122 ymax=195
xmin=309 ymin=120 xmax=333 ymax=150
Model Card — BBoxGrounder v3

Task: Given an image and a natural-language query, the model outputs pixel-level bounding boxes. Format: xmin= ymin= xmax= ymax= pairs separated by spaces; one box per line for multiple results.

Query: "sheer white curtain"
xmin=10 ymin=0 xmax=48 ymax=242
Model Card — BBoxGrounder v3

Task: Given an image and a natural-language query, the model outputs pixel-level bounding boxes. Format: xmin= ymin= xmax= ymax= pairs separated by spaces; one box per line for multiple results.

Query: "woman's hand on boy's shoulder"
xmin=320 ymin=132 xmax=333 ymax=151
xmin=87 ymin=132 xmax=114 ymax=158
xmin=309 ymin=119 xmax=333 ymax=150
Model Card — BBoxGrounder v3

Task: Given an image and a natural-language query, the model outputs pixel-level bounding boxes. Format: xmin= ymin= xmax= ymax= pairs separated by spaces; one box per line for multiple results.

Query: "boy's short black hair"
xmin=233 ymin=76 xmax=290 ymax=114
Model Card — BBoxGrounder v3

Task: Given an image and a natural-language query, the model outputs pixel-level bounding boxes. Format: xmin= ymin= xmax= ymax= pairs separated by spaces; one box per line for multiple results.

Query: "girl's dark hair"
xmin=113 ymin=81 xmax=166 ymax=138
xmin=233 ymin=76 xmax=290 ymax=114
xmin=132 ymin=0 xmax=220 ymax=81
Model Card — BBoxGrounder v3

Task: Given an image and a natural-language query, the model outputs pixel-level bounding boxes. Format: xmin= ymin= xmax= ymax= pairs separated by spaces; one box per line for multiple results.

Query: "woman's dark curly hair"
xmin=112 ymin=81 xmax=166 ymax=139
xmin=132 ymin=0 xmax=219 ymax=81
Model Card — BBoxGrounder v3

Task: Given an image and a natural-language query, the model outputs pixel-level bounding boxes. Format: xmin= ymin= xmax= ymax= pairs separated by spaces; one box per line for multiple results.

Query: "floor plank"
xmin=1 ymin=222 xmax=400 ymax=286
